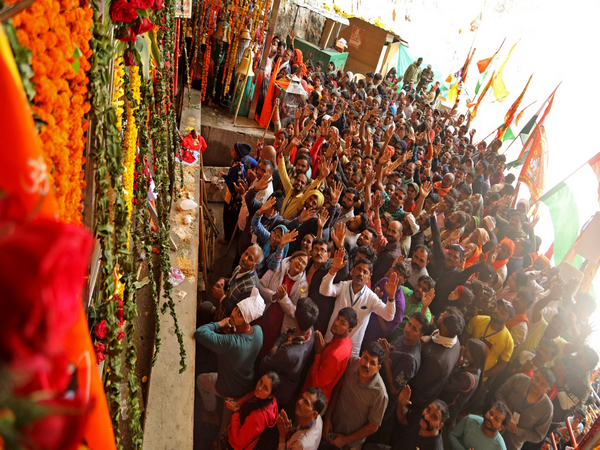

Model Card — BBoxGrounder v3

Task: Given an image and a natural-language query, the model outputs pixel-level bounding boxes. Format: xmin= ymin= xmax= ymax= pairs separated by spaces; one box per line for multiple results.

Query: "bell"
xmin=214 ymin=20 xmax=229 ymax=43
xmin=236 ymin=47 xmax=254 ymax=77
xmin=239 ymin=27 xmax=251 ymax=41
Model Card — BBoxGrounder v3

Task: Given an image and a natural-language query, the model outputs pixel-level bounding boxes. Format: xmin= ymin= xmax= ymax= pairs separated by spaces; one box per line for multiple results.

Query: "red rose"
xmin=152 ymin=0 xmax=164 ymax=10
xmin=94 ymin=320 xmax=107 ymax=340
xmin=110 ymin=0 xmax=138 ymax=23
xmin=130 ymin=0 xmax=154 ymax=8
xmin=116 ymin=301 xmax=124 ymax=324
xmin=0 ymin=218 xmax=92 ymax=363
xmin=131 ymin=17 xmax=154 ymax=36
xmin=95 ymin=351 xmax=105 ymax=363
xmin=94 ymin=342 xmax=106 ymax=354
xmin=117 ymin=330 xmax=125 ymax=341
xmin=123 ymin=48 xmax=137 ymax=66
xmin=116 ymin=26 xmax=137 ymax=42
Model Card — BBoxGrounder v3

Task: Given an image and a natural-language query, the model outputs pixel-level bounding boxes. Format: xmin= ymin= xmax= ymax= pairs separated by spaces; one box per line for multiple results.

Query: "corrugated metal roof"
xmin=292 ymin=1 xmax=350 ymax=26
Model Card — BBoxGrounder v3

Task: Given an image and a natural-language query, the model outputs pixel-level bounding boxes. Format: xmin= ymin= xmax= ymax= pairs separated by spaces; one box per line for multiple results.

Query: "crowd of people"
xmin=194 ymin=35 xmax=599 ymax=450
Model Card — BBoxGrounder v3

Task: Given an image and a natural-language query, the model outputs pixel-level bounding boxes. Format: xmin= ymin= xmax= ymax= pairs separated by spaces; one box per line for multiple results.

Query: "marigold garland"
xmin=122 ymin=65 xmax=141 ymax=219
xmin=9 ymin=0 xmax=93 ymax=225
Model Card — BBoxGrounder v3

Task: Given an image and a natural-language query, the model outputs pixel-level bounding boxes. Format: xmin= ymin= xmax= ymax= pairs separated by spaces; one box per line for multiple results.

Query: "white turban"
xmin=237 ymin=287 xmax=265 ymax=323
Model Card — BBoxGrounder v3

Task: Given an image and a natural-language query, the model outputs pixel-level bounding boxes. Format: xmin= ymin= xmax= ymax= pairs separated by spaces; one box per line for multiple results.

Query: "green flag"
xmin=501 ymin=126 xmax=515 ymax=141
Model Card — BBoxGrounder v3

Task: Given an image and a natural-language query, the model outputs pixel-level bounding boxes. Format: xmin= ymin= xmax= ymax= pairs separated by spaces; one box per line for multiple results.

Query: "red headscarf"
xmin=491 ymin=237 xmax=515 ymax=271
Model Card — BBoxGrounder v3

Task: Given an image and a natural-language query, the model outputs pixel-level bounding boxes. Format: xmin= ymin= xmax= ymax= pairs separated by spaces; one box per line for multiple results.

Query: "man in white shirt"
xmin=320 ymin=248 xmax=398 ymax=357
xmin=277 ymin=387 xmax=325 ymax=449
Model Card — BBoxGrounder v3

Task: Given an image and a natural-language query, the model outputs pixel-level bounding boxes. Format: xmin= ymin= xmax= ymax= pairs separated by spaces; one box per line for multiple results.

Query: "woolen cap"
xmin=234 ymin=142 xmax=251 ymax=158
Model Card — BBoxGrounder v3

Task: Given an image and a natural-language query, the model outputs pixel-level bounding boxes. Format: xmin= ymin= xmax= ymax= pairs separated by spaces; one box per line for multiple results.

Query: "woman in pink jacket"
xmin=226 ymin=372 xmax=281 ymax=450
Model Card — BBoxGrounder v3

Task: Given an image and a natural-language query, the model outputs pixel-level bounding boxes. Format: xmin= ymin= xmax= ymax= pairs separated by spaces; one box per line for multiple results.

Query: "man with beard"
xmin=394 ymin=386 xmax=448 ymax=450
xmin=331 ymin=187 xmax=359 ymax=228
xmin=304 ymin=237 xmax=349 ymax=334
xmin=405 ymin=244 xmax=430 ymax=289
xmin=320 ymin=249 xmax=398 ymax=357
xmin=278 ymin=155 xmax=329 ymax=220
xmin=322 ymin=341 xmax=389 ymax=449
xmin=462 ymin=299 xmax=515 ymax=379
xmin=381 ymin=186 xmax=408 ymax=222
xmin=449 ymin=402 xmax=511 ymax=450
xmin=372 ymin=220 xmax=403 ymax=285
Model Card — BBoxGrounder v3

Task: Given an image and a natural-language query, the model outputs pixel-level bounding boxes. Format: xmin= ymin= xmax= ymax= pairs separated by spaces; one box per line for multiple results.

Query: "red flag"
xmin=497 ymin=74 xmax=532 ymax=139
xmin=477 ymin=39 xmax=505 ymax=73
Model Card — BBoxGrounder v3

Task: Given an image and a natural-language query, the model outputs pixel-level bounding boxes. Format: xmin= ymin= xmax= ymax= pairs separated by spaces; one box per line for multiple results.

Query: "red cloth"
xmin=228 ymin=392 xmax=278 ymax=450
xmin=433 ymin=181 xmax=451 ymax=198
xmin=301 ymin=336 xmax=353 ymax=402
xmin=181 ymin=134 xmax=207 ymax=153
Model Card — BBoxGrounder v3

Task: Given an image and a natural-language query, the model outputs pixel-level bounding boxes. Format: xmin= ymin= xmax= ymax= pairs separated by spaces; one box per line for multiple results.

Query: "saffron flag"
xmin=518 ymin=124 xmax=548 ymax=203
xmin=471 ymin=70 xmax=495 ymax=120
xmin=492 ymin=41 xmax=518 ymax=102
xmin=497 ymin=74 xmax=532 ymax=139
xmin=477 ymin=39 xmax=505 ymax=73
xmin=540 ymin=152 xmax=600 ymax=264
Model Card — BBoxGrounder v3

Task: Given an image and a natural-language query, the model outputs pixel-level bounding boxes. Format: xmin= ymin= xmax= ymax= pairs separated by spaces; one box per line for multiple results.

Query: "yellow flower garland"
xmin=112 ymin=57 xmax=125 ymax=131
xmin=122 ymin=65 xmax=140 ymax=230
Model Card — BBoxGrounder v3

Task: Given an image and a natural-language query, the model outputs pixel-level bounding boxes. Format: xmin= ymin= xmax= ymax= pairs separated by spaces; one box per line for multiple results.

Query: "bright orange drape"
xmin=0 ymin=28 xmax=116 ymax=450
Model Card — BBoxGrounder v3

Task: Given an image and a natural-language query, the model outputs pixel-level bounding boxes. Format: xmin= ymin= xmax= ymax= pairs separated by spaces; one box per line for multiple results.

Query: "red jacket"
xmin=301 ymin=336 xmax=353 ymax=402
xmin=228 ymin=393 xmax=278 ymax=450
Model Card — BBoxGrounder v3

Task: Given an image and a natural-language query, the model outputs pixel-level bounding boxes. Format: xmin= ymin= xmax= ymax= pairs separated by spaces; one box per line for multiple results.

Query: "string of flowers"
xmin=201 ymin=2 xmax=218 ymax=100
xmin=87 ymin=3 xmax=133 ymax=444
xmin=153 ymin=0 xmax=187 ymax=372
xmin=221 ymin=0 xmax=236 ymax=86
xmin=123 ymin=65 xmax=141 ymax=220
xmin=8 ymin=0 xmax=93 ymax=225
xmin=113 ymin=57 xmax=125 ymax=130
xmin=190 ymin=0 xmax=207 ymax=83
xmin=254 ymin=0 xmax=269 ymax=73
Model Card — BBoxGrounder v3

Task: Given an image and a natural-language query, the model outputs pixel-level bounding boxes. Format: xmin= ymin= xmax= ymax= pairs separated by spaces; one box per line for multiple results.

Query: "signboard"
xmin=349 ymin=26 xmax=364 ymax=50
xmin=175 ymin=0 xmax=192 ymax=18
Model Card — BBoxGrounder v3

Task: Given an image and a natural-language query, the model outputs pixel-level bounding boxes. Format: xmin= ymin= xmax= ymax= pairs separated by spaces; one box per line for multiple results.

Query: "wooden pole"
xmin=233 ymin=74 xmax=249 ymax=125
xmin=198 ymin=205 xmax=209 ymax=297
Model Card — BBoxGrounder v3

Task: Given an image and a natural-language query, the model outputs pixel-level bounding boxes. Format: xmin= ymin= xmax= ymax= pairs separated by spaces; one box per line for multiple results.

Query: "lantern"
xmin=280 ymin=75 xmax=307 ymax=126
